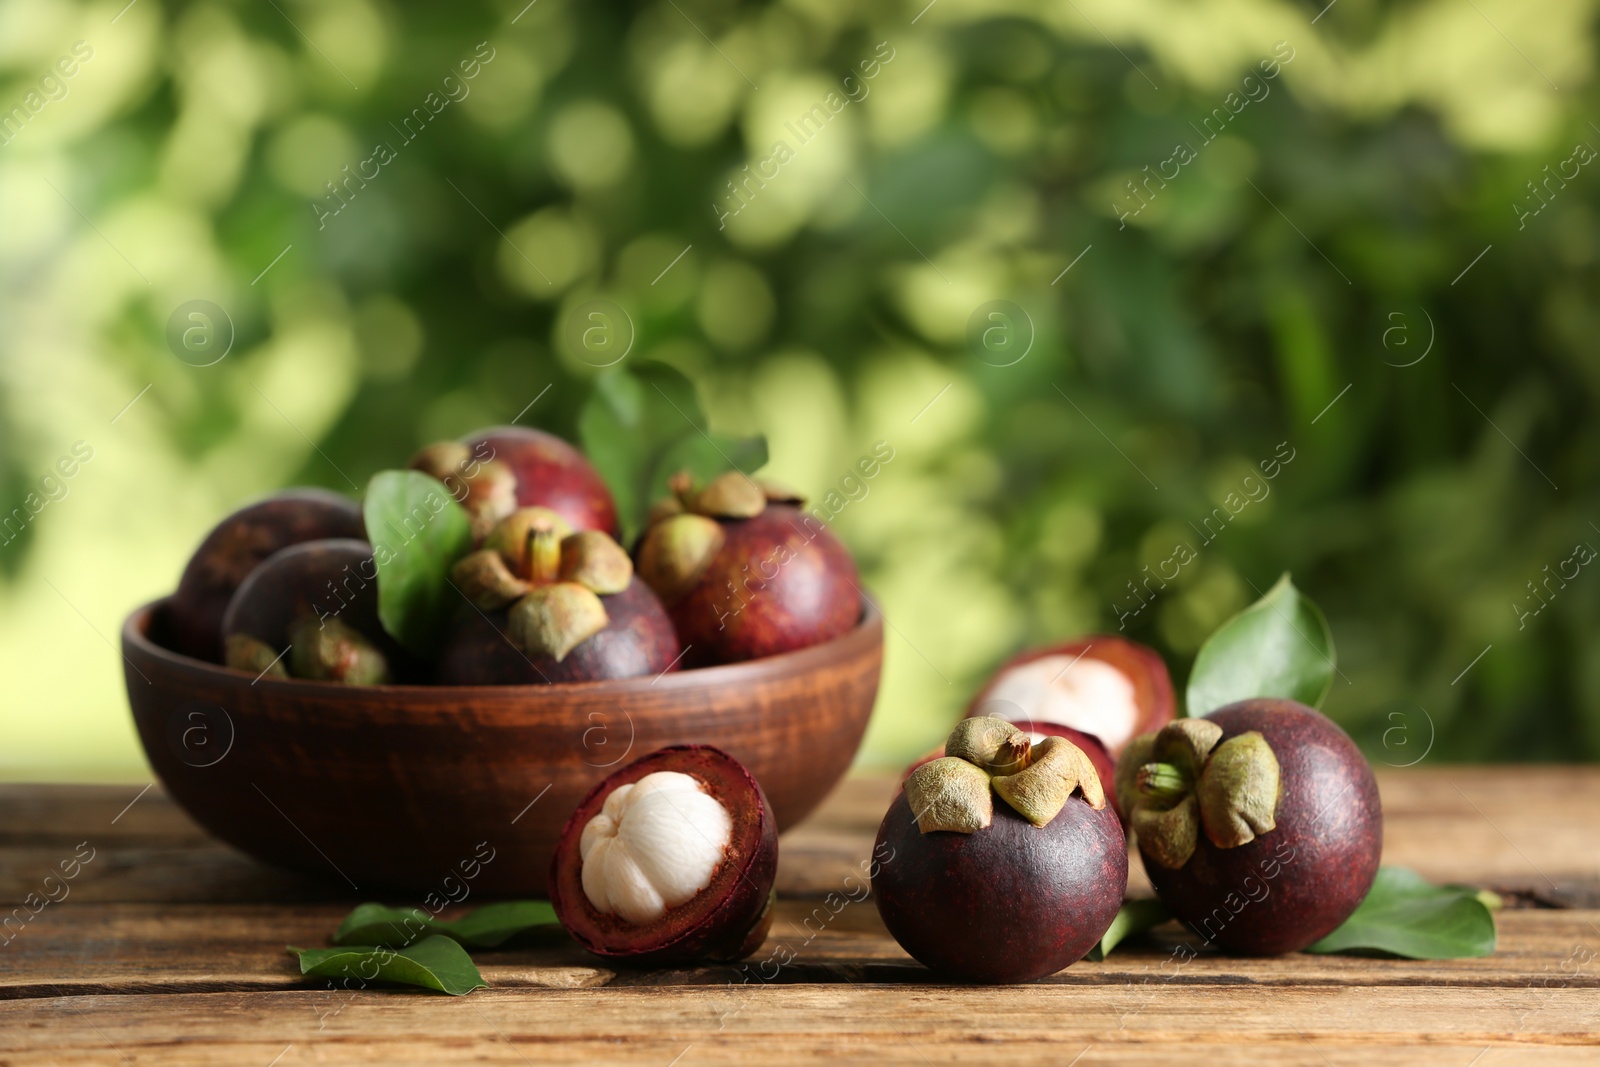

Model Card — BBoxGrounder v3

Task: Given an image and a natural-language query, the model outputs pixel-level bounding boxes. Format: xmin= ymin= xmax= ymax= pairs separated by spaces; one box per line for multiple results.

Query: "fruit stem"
xmin=526 ymin=528 xmax=562 ymax=584
xmin=1135 ymin=761 xmax=1190 ymax=800
xmin=988 ymin=734 xmax=1032 ymax=776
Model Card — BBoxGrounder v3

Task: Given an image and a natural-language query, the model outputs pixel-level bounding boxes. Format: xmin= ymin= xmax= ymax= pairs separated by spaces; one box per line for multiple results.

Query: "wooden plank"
xmin=3 ymin=901 xmax=1597 ymax=997
xmin=3 ymin=984 xmax=1598 ymax=1066
xmin=7 ymin=769 xmax=1600 ymax=905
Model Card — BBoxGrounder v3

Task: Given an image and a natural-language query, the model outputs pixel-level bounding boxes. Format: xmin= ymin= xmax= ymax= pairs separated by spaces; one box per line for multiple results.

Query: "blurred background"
xmin=2 ymin=0 xmax=1597 ymax=782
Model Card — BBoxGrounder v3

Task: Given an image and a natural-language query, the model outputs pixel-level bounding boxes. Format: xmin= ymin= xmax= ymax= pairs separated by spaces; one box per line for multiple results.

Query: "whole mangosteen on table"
xmin=1115 ymin=699 xmax=1383 ymax=955
xmin=873 ymin=716 xmax=1128 ymax=984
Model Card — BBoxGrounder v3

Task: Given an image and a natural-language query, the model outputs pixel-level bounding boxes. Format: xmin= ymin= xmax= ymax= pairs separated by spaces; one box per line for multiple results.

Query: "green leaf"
xmin=290 ymin=934 xmax=487 ymax=995
xmin=363 ymin=470 xmax=475 ymax=655
xmin=1305 ymin=867 xmax=1497 ymax=959
xmin=1186 ymin=573 xmax=1335 ymax=716
xmin=579 ymin=362 xmax=766 ymax=542
xmin=333 ymin=900 xmax=562 ymax=949
xmin=1087 ymin=898 xmax=1172 ymax=961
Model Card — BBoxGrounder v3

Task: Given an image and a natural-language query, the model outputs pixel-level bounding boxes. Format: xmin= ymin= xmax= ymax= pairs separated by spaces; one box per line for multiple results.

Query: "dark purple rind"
xmin=219 ymin=538 xmax=412 ymax=680
xmin=466 ymin=426 xmax=619 ymax=539
xmin=665 ymin=505 xmax=859 ymax=667
xmin=170 ymin=489 xmax=365 ymax=662
xmin=548 ymin=745 xmax=779 ymax=965
xmin=1141 ymin=699 xmax=1382 ymax=956
xmin=435 ymin=577 xmax=681 ymax=684
xmin=872 ymin=789 xmax=1128 ymax=984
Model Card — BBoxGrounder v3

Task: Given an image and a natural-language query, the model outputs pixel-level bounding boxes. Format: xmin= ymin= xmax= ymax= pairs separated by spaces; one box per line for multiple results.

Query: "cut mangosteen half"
xmin=549 ymin=745 xmax=778 ymax=965
xmin=969 ymin=635 xmax=1176 ymax=757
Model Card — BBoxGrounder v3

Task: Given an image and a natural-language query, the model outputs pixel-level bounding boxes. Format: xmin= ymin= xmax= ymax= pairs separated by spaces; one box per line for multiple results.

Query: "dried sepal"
xmin=646 ymin=495 xmax=685 ymax=525
xmin=1114 ymin=731 xmax=1157 ymax=819
xmin=992 ymin=735 xmax=1106 ymax=827
xmin=1196 ymin=731 xmax=1281 ymax=848
xmin=944 ymin=716 xmax=1028 ymax=773
xmin=287 ymin=616 xmax=390 ymax=685
xmin=225 ymin=633 xmax=287 ymax=678
xmin=509 ymin=582 xmax=609 ymax=662
xmin=636 ymin=513 xmax=725 ymax=603
xmin=756 ymin=478 xmax=805 ymax=506
xmin=1152 ymin=717 xmax=1223 ymax=778
xmin=1116 ymin=717 xmax=1281 ymax=868
xmin=409 ymin=441 xmax=516 ymax=539
xmin=559 ymin=530 xmax=632 ymax=595
xmin=690 ymin=471 xmax=766 ymax=519
xmin=1131 ymin=793 xmax=1201 ymax=869
xmin=904 ymin=757 xmax=994 ymax=834
xmin=451 ymin=548 xmax=531 ymax=610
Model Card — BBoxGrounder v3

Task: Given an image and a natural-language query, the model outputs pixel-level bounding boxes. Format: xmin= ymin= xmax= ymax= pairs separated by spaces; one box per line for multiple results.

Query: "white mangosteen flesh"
xmin=578 ymin=771 xmax=732 ymax=924
xmin=982 ymin=656 xmax=1140 ymax=751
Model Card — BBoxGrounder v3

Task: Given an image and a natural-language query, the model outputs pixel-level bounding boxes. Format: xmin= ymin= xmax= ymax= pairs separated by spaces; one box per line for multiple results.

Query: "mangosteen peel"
xmin=435 ymin=508 xmax=680 ymax=684
xmin=873 ymin=717 xmax=1128 ymax=984
xmin=1116 ymin=699 xmax=1382 ymax=955
xmin=549 ymin=745 xmax=778 ymax=965
xmin=634 ymin=471 xmax=859 ymax=666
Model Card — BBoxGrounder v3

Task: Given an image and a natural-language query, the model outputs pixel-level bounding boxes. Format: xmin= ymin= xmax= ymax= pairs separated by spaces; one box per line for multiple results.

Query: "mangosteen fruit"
xmin=873 ymin=717 xmax=1128 ymax=983
xmin=449 ymin=425 xmax=619 ymax=537
xmin=219 ymin=538 xmax=401 ymax=684
xmin=634 ymin=471 xmax=859 ymax=666
xmin=1115 ymin=699 xmax=1382 ymax=955
xmin=169 ymin=489 xmax=365 ymax=662
xmin=968 ymin=636 xmax=1176 ymax=758
xmin=435 ymin=508 xmax=680 ymax=684
xmin=549 ymin=745 xmax=778 ymax=965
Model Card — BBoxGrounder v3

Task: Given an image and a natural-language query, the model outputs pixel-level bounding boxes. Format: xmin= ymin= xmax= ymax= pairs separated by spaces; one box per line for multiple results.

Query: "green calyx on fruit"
xmin=451 ymin=549 xmax=530 ymax=610
xmin=904 ymin=717 xmax=1106 ymax=834
xmin=509 ymin=583 xmax=609 ymax=662
xmin=453 ymin=507 xmax=632 ymax=662
xmin=224 ymin=633 xmax=288 ymax=679
xmin=1115 ymin=718 xmax=1282 ymax=869
xmin=408 ymin=441 xmax=517 ymax=540
xmin=635 ymin=513 xmax=726 ymax=604
xmin=286 ymin=616 xmax=391 ymax=685
xmin=661 ymin=469 xmax=767 ymax=521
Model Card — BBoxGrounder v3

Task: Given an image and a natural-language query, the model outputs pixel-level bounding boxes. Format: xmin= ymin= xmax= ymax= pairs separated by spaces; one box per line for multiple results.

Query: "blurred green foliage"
xmin=2 ymin=0 xmax=1598 ymax=777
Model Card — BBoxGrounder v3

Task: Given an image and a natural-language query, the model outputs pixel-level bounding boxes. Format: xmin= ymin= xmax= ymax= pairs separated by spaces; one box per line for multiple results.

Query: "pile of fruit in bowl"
xmin=122 ymin=386 xmax=883 ymax=897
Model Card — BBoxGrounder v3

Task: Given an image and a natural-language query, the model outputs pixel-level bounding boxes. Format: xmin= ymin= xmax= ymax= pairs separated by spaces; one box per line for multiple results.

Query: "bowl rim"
xmin=122 ymin=592 xmax=884 ymax=700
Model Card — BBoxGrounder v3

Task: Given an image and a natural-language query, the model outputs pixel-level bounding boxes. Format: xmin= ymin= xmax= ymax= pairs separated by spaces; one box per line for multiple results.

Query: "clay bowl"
xmin=121 ymin=596 xmax=882 ymax=896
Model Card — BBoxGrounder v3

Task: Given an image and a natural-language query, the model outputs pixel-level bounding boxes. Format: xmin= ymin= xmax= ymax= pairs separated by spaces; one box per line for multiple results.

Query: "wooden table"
xmin=4 ymin=768 xmax=1599 ymax=1065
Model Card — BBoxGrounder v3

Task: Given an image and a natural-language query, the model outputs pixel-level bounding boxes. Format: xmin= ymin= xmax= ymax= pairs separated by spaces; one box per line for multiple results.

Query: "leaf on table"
xmin=333 ymin=900 xmax=562 ymax=949
xmin=1186 ymin=572 xmax=1335 ymax=716
xmin=579 ymin=362 xmax=767 ymax=543
xmin=363 ymin=470 xmax=475 ymax=655
xmin=1305 ymin=866 xmax=1497 ymax=959
xmin=1087 ymin=898 xmax=1173 ymax=961
xmin=290 ymin=934 xmax=487 ymax=995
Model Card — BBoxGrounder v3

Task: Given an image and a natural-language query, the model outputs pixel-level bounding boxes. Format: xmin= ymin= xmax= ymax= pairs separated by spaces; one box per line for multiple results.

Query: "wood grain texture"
xmin=4 ymin=770 xmax=1600 ymax=1065
xmin=119 ymin=596 xmax=882 ymax=895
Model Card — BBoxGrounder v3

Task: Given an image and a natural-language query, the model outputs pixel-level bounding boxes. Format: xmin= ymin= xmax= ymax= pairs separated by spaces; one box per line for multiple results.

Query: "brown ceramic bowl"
xmin=121 ymin=596 xmax=882 ymax=895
